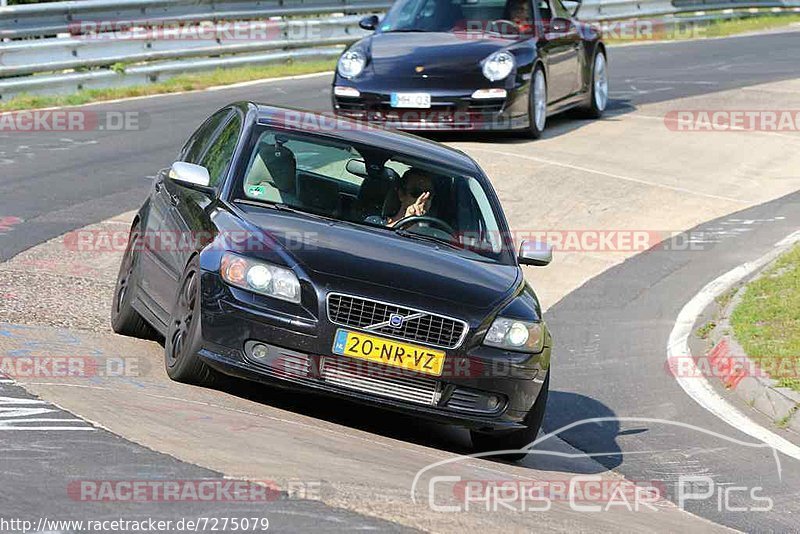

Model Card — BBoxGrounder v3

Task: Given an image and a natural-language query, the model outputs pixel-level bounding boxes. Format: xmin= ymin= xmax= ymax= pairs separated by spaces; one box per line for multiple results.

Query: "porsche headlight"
xmin=482 ymin=51 xmax=515 ymax=82
xmin=483 ymin=317 xmax=545 ymax=353
xmin=338 ymin=49 xmax=367 ymax=79
xmin=220 ymin=252 xmax=301 ymax=304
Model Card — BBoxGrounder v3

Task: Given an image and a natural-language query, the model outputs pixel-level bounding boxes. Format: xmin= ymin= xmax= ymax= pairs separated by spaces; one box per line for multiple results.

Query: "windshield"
xmin=233 ymin=126 xmax=511 ymax=264
xmin=379 ymin=0 xmax=534 ymax=35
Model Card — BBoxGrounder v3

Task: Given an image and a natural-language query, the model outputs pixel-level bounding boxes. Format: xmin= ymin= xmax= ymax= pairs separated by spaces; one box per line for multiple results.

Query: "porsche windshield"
xmin=234 ymin=127 xmax=509 ymax=263
xmin=379 ymin=0 xmax=533 ymax=34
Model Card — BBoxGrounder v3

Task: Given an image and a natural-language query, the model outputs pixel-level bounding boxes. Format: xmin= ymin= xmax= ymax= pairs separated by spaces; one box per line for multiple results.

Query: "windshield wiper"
xmin=394 ymin=229 xmax=462 ymax=251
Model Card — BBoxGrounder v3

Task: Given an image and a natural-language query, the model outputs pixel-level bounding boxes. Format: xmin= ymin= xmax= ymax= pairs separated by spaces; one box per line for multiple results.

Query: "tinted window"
xmin=200 ymin=114 xmax=242 ymax=187
xmin=180 ymin=110 xmax=230 ymax=164
xmin=236 ymin=127 xmax=512 ymax=264
xmin=380 ymin=0 xmax=532 ymax=33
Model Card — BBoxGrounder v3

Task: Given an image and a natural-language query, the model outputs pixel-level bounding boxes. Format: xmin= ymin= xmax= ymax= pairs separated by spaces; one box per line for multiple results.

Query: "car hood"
xmin=237 ymin=207 xmax=520 ymax=312
xmin=367 ymin=32 xmax=513 ymax=78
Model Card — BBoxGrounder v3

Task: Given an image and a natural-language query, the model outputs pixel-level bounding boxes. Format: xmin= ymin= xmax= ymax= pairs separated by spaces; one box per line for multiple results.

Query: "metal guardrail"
xmin=0 ymin=0 xmax=798 ymax=101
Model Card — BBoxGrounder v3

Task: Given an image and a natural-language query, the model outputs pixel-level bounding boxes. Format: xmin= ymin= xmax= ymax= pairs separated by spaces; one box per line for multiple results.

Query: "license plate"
xmin=390 ymin=92 xmax=431 ymax=109
xmin=332 ymin=328 xmax=445 ymax=376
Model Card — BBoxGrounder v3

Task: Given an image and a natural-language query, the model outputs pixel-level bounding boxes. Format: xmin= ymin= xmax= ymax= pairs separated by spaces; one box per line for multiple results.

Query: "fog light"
xmin=251 ymin=343 xmax=269 ymax=361
xmin=471 ymin=88 xmax=507 ymax=99
xmin=487 ymin=395 xmax=501 ymax=411
xmin=334 ymin=86 xmax=361 ymax=98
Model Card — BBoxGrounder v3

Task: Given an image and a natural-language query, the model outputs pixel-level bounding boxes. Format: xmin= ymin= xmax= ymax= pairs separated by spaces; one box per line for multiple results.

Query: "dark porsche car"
xmin=112 ymin=102 xmax=552 ymax=458
xmin=331 ymin=0 xmax=607 ymax=136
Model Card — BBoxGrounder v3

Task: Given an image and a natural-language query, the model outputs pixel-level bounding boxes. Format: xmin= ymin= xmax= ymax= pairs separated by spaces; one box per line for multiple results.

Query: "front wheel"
xmin=164 ymin=258 xmax=217 ymax=386
xmin=581 ymin=50 xmax=608 ymax=119
xmin=526 ymin=66 xmax=547 ymax=139
xmin=111 ymin=221 xmax=158 ymax=339
xmin=470 ymin=372 xmax=549 ymax=462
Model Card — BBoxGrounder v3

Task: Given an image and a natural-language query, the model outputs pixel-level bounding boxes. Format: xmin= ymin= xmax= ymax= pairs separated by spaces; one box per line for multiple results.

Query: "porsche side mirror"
xmin=359 ymin=15 xmax=379 ymax=31
xmin=518 ymin=240 xmax=552 ymax=266
xmin=550 ymin=17 xmax=572 ymax=34
xmin=169 ymin=161 xmax=211 ymax=188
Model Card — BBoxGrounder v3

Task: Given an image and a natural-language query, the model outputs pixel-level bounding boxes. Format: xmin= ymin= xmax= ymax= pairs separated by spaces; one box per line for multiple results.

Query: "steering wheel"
xmin=394 ymin=216 xmax=457 ymax=236
xmin=486 ymin=19 xmax=521 ymax=37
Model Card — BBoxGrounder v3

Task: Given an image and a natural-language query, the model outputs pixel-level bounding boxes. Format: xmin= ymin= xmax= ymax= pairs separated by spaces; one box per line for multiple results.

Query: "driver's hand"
xmin=404 ymin=192 xmax=431 ymax=218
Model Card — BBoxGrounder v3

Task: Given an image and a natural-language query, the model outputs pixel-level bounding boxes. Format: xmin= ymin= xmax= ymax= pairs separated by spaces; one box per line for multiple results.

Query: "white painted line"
xmin=464 ymin=146 xmax=747 ymax=204
xmin=667 ymin=230 xmax=800 ymax=461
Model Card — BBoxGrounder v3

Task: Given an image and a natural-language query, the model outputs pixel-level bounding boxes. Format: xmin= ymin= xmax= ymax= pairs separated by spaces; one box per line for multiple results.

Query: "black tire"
xmin=525 ymin=64 xmax=547 ymax=139
xmin=164 ymin=257 xmax=217 ymax=386
xmin=111 ymin=221 xmax=158 ymax=339
xmin=580 ymin=49 xmax=608 ymax=119
xmin=470 ymin=371 xmax=549 ymax=462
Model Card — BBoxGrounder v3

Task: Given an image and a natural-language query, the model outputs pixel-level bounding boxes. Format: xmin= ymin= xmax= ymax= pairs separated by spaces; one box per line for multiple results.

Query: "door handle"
xmin=168 ymin=193 xmax=180 ymax=207
xmin=154 ymin=180 xmax=163 ymax=193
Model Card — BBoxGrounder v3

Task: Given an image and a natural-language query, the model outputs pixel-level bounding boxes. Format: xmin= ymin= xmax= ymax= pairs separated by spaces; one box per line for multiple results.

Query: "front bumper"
xmin=331 ymin=84 xmax=531 ymax=132
xmin=198 ymin=272 xmax=549 ymax=431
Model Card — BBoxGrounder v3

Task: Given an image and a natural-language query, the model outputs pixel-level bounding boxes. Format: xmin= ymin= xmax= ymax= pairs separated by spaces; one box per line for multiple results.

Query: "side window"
xmin=180 ymin=110 xmax=230 ymax=164
xmin=199 ymin=113 xmax=242 ymax=188
xmin=551 ymin=0 xmax=571 ymax=18
xmin=536 ymin=0 xmax=552 ymax=21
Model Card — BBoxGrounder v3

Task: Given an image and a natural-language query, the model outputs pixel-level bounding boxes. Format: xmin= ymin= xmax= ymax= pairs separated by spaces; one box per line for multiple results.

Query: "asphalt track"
xmin=1 ymin=29 xmax=800 ymax=532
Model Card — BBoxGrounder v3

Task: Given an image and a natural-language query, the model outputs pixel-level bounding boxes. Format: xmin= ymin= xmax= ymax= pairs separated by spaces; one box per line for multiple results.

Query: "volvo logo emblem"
xmin=389 ymin=313 xmax=404 ymax=328
xmin=415 ymin=65 xmax=425 ymax=73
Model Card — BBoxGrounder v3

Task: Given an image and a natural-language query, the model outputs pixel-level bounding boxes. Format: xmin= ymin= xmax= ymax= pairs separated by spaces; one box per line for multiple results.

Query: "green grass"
xmin=604 ymin=13 xmax=800 ymax=45
xmin=0 ymin=59 xmax=337 ymax=112
xmin=696 ymin=321 xmax=717 ymax=340
xmin=731 ymin=244 xmax=800 ymax=392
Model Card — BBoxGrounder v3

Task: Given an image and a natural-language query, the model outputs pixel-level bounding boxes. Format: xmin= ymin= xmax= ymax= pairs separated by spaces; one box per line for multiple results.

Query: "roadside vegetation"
xmin=0 ymin=60 xmax=336 ymax=112
xmin=731 ymin=244 xmax=800 ymax=392
xmin=603 ymin=13 xmax=800 ymax=45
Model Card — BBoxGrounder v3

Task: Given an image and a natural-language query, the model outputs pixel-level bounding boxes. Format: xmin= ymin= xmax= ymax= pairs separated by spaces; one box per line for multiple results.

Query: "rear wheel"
xmin=526 ymin=65 xmax=547 ymax=139
xmin=470 ymin=372 xmax=549 ymax=462
xmin=164 ymin=258 xmax=217 ymax=386
xmin=111 ymin=222 xmax=158 ymax=339
xmin=581 ymin=50 xmax=608 ymax=119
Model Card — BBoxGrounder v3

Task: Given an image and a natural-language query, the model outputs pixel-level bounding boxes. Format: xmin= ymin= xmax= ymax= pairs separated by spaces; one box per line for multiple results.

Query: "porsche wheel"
xmin=165 ymin=258 xmax=217 ymax=386
xmin=526 ymin=65 xmax=547 ymax=139
xmin=470 ymin=372 xmax=549 ymax=462
xmin=111 ymin=221 xmax=158 ymax=339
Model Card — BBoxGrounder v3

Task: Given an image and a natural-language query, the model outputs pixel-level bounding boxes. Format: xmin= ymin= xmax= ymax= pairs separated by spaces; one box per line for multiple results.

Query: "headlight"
xmin=220 ymin=252 xmax=301 ymax=304
xmin=483 ymin=317 xmax=545 ymax=353
xmin=482 ymin=51 xmax=515 ymax=82
xmin=338 ymin=49 xmax=367 ymax=79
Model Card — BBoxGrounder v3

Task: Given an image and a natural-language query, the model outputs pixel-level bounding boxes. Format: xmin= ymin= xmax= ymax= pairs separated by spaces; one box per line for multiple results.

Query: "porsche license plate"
xmin=390 ymin=92 xmax=432 ymax=109
xmin=332 ymin=328 xmax=445 ymax=376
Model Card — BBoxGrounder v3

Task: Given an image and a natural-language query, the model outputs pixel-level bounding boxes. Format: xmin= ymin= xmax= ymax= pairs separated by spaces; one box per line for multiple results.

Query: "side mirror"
xmin=550 ymin=17 xmax=572 ymax=34
xmin=169 ymin=161 xmax=210 ymax=188
xmin=518 ymin=240 xmax=552 ymax=266
xmin=359 ymin=15 xmax=379 ymax=31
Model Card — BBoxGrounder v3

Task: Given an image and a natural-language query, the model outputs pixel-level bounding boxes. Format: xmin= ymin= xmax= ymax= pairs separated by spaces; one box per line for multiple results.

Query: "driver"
xmin=364 ymin=168 xmax=434 ymax=227
xmin=389 ymin=168 xmax=434 ymax=226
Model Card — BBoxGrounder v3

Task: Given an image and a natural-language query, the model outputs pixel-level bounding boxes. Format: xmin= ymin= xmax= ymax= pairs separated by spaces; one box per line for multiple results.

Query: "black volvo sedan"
xmin=112 ymin=102 xmax=552 ymax=458
xmin=332 ymin=0 xmax=607 ymax=137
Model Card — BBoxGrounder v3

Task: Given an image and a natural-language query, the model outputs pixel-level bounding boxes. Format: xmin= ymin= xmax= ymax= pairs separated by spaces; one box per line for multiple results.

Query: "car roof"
xmin=249 ymin=102 xmax=482 ymax=176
